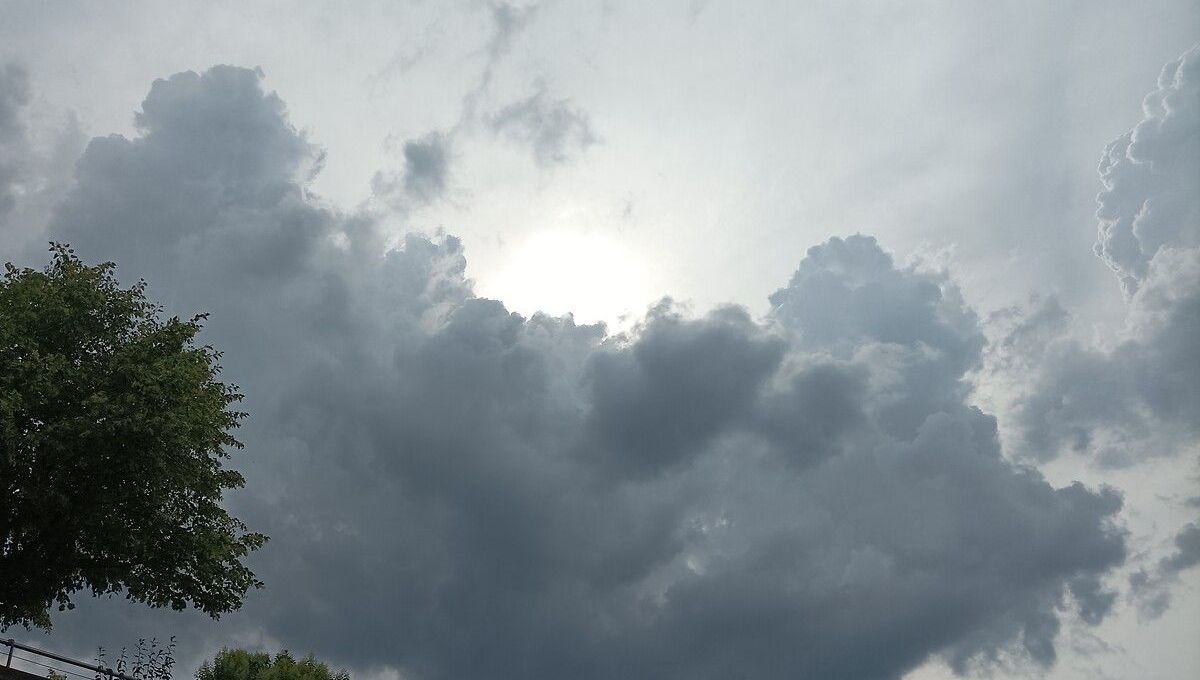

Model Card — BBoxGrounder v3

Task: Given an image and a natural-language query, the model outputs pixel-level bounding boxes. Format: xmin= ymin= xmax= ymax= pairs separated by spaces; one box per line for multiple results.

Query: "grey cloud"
xmin=980 ymin=45 xmax=1200 ymax=466
xmin=0 ymin=61 xmax=31 ymax=217
xmin=751 ymin=359 xmax=869 ymax=470
xmin=0 ymin=61 xmax=85 ymax=256
xmin=0 ymin=62 xmax=29 ymax=138
xmin=458 ymin=1 xmax=540 ymax=125
xmin=51 ymin=65 xmax=324 ymax=286
xmin=373 ymin=3 xmax=587 ymax=209
xmin=1095 ymin=45 xmax=1200 ymax=294
xmin=400 ymin=132 xmax=450 ymax=201
xmin=487 ymin=85 xmax=597 ymax=165
xmin=467 ymin=3 xmax=599 ymax=167
xmin=1068 ymin=573 xmax=1118 ymax=626
xmin=769 ymin=235 xmax=982 ymax=366
xmin=985 ymin=253 xmax=1199 ymax=467
xmin=372 ymin=131 xmax=452 ymax=207
xmin=487 ymin=2 xmax=539 ymax=63
xmin=31 ymin=65 xmax=1127 ymax=680
xmin=585 ymin=303 xmax=785 ymax=478
xmin=1161 ymin=522 xmax=1200 ymax=572
xmin=1129 ymin=521 xmax=1200 ymax=619
xmin=771 ymin=235 xmax=985 ymax=441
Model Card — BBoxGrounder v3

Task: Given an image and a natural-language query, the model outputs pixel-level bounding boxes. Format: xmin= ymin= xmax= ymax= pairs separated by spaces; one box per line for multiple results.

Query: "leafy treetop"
xmin=0 ymin=244 xmax=265 ymax=629
xmin=196 ymin=650 xmax=348 ymax=680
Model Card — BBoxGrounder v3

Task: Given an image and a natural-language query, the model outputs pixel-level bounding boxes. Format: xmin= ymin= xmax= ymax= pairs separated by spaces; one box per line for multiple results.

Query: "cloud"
xmin=584 ymin=303 xmax=785 ymax=478
xmin=51 ymin=65 xmax=324 ymax=283
xmin=486 ymin=2 xmax=539 ymax=64
xmin=1095 ymin=45 xmax=1200 ymax=294
xmin=371 ymin=2 xmax=591 ymax=209
xmin=0 ymin=62 xmax=30 ymax=139
xmin=399 ymin=132 xmax=451 ymax=201
xmin=30 ymin=65 xmax=1130 ymax=680
xmin=467 ymin=3 xmax=597 ymax=167
xmin=372 ymin=131 xmax=452 ymax=207
xmin=458 ymin=1 xmax=539 ymax=125
xmin=979 ymin=44 xmax=1200 ymax=466
xmin=1129 ymin=521 xmax=1200 ymax=619
xmin=0 ymin=60 xmax=85 ymax=255
xmin=0 ymin=61 xmax=32 ymax=217
xmin=486 ymin=85 xmax=597 ymax=165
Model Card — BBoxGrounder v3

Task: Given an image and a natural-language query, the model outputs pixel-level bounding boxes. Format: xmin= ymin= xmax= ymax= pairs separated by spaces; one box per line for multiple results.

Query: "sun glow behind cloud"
xmin=480 ymin=228 xmax=654 ymax=327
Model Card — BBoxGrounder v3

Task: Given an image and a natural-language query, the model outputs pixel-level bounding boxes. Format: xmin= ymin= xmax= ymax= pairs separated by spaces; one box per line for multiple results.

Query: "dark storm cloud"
xmin=982 ymin=44 xmax=1200 ymax=466
xmin=585 ymin=303 xmax=785 ymax=478
xmin=30 ymin=65 xmax=1130 ymax=680
xmin=486 ymin=85 xmax=597 ymax=165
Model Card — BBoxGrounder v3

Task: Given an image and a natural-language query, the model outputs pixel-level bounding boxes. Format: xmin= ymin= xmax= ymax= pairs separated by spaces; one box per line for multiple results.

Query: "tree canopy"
xmin=0 ymin=244 xmax=265 ymax=629
xmin=196 ymin=650 xmax=348 ymax=680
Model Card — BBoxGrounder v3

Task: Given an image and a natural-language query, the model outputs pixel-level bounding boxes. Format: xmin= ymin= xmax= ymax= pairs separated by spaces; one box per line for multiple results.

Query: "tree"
xmin=98 ymin=637 xmax=178 ymax=680
xmin=196 ymin=650 xmax=348 ymax=680
xmin=0 ymin=244 xmax=266 ymax=629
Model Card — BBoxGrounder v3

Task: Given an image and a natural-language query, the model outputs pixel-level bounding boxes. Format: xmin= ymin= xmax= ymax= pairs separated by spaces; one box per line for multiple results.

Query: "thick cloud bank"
xmin=983 ymin=45 xmax=1200 ymax=466
xmin=31 ymin=66 xmax=1129 ymax=679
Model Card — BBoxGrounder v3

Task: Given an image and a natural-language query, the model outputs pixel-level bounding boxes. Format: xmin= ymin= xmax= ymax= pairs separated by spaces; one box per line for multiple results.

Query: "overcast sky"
xmin=1 ymin=2 xmax=1198 ymax=679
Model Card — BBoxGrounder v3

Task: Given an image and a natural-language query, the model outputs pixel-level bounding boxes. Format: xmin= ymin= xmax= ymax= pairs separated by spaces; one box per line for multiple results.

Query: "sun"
xmin=480 ymin=229 xmax=654 ymax=327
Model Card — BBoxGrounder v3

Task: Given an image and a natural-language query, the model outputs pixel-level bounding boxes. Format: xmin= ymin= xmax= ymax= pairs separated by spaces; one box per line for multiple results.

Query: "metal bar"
xmin=1 ymin=640 xmax=135 ymax=680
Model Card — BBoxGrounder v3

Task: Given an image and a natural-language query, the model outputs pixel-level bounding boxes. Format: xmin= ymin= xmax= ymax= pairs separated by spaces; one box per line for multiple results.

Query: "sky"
xmin=0 ymin=1 xmax=1198 ymax=679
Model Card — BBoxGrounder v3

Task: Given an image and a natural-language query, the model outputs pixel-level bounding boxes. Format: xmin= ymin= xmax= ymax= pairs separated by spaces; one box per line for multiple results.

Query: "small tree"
xmin=0 ymin=244 xmax=266 ymax=629
xmin=196 ymin=650 xmax=348 ymax=680
xmin=98 ymin=637 xmax=177 ymax=680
